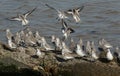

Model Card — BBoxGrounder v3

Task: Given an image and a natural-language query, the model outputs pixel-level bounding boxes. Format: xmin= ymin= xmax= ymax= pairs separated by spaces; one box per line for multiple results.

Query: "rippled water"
xmin=0 ymin=0 xmax=120 ymax=47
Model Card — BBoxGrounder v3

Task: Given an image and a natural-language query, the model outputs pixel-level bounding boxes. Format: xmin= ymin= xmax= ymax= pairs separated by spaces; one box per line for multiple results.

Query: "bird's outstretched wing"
xmin=45 ymin=3 xmax=56 ymax=10
xmin=23 ymin=7 xmax=37 ymax=18
xmin=77 ymin=5 xmax=84 ymax=12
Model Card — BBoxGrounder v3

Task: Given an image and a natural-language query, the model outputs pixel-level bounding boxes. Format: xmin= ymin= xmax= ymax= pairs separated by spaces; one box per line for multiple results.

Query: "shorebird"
xmin=41 ymin=37 xmax=54 ymax=51
xmin=69 ymin=38 xmax=76 ymax=52
xmin=76 ymin=44 xmax=86 ymax=57
xmin=61 ymin=19 xmax=75 ymax=40
xmin=66 ymin=5 xmax=84 ymax=22
xmin=34 ymin=31 xmax=42 ymax=46
xmin=106 ymin=48 xmax=114 ymax=61
xmin=51 ymin=35 xmax=56 ymax=44
xmin=62 ymin=42 xmax=74 ymax=60
xmin=78 ymin=38 xmax=85 ymax=51
xmin=99 ymin=38 xmax=112 ymax=49
xmin=8 ymin=39 xmax=17 ymax=49
xmin=62 ymin=52 xmax=74 ymax=60
xmin=45 ymin=4 xmax=68 ymax=21
xmin=86 ymin=41 xmax=91 ymax=55
xmin=36 ymin=48 xmax=45 ymax=58
xmin=14 ymin=32 xmax=21 ymax=46
xmin=91 ymin=41 xmax=99 ymax=60
xmin=114 ymin=47 xmax=120 ymax=60
xmin=55 ymin=37 xmax=62 ymax=51
xmin=6 ymin=29 xmax=13 ymax=40
xmin=62 ymin=41 xmax=72 ymax=54
xmin=8 ymin=7 xmax=37 ymax=25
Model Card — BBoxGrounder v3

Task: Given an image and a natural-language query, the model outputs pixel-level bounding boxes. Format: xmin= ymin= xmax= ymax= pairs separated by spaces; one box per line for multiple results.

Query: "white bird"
xmin=61 ymin=19 xmax=75 ymax=40
xmin=51 ymin=35 xmax=56 ymax=44
xmin=36 ymin=48 xmax=45 ymax=58
xmin=41 ymin=37 xmax=54 ymax=51
xmin=62 ymin=42 xmax=74 ymax=60
xmin=8 ymin=39 xmax=17 ymax=49
xmin=91 ymin=41 xmax=99 ymax=60
xmin=76 ymin=44 xmax=86 ymax=57
xmin=55 ymin=37 xmax=62 ymax=50
xmin=66 ymin=5 xmax=84 ymax=22
xmin=6 ymin=29 xmax=13 ymax=40
xmin=106 ymin=49 xmax=113 ymax=61
xmin=86 ymin=41 xmax=91 ymax=55
xmin=45 ymin=4 xmax=68 ymax=21
xmin=99 ymin=38 xmax=112 ymax=49
xmin=8 ymin=7 xmax=37 ymax=25
xmin=62 ymin=41 xmax=72 ymax=54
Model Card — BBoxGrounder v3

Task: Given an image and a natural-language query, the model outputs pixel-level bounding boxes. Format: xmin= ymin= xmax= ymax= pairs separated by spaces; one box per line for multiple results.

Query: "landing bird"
xmin=66 ymin=5 xmax=84 ymax=22
xmin=8 ymin=7 xmax=37 ymax=25
xmin=61 ymin=19 xmax=75 ymax=40
xmin=45 ymin=4 xmax=68 ymax=21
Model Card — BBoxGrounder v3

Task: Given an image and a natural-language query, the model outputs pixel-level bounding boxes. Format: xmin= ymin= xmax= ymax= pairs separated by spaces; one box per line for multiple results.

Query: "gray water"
xmin=0 ymin=0 xmax=120 ymax=47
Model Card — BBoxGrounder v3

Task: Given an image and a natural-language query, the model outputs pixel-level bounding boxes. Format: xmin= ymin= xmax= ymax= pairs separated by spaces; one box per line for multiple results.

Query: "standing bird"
xmin=61 ymin=41 xmax=74 ymax=60
xmin=106 ymin=48 xmax=114 ymax=61
xmin=6 ymin=29 xmax=13 ymax=40
xmin=76 ymin=44 xmax=86 ymax=57
xmin=61 ymin=19 xmax=75 ymax=40
xmin=8 ymin=7 xmax=37 ymax=26
xmin=66 ymin=5 xmax=84 ymax=22
xmin=91 ymin=41 xmax=99 ymax=60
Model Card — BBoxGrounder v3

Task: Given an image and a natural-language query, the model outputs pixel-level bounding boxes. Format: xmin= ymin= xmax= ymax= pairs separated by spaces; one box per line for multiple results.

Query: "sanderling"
xmin=62 ymin=41 xmax=72 ymax=54
xmin=14 ymin=32 xmax=21 ymax=46
xmin=55 ymin=37 xmax=62 ymax=51
xmin=66 ymin=5 xmax=84 ymax=22
xmin=41 ymin=37 xmax=54 ymax=51
xmin=34 ymin=31 xmax=42 ymax=46
xmin=45 ymin=4 xmax=68 ymax=21
xmin=91 ymin=41 xmax=99 ymax=60
xmin=36 ymin=48 xmax=45 ymax=58
xmin=99 ymin=38 xmax=112 ymax=49
xmin=86 ymin=41 xmax=91 ymax=55
xmin=106 ymin=48 xmax=114 ymax=61
xmin=78 ymin=38 xmax=85 ymax=51
xmin=62 ymin=42 xmax=74 ymax=60
xmin=8 ymin=39 xmax=17 ymax=49
xmin=76 ymin=44 xmax=86 ymax=57
xmin=61 ymin=19 xmax=75 ymax=40
xmin=62 ymin=52 xmax=74 ymax=60
xmin=8 ymin=7 xmax=37 ymax=26
xmin=114 ymin=47 xmax=120 ymax=60
xmin=51 ymin=35 xmax=56 ymax=44
xmin=6 ymin=29 xmax=13 ymax=40
xmin=69 ymin=38 xmax=76 ymax=52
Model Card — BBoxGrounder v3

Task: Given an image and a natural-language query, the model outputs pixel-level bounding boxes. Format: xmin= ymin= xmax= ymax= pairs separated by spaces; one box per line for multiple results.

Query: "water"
xmin=0 ymin=0 xmax=120 ymax=47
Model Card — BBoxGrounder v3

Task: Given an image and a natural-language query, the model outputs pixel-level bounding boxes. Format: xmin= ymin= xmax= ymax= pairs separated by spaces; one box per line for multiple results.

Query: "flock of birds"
xmin=5 ymin=3 xmax=120 ymax=64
